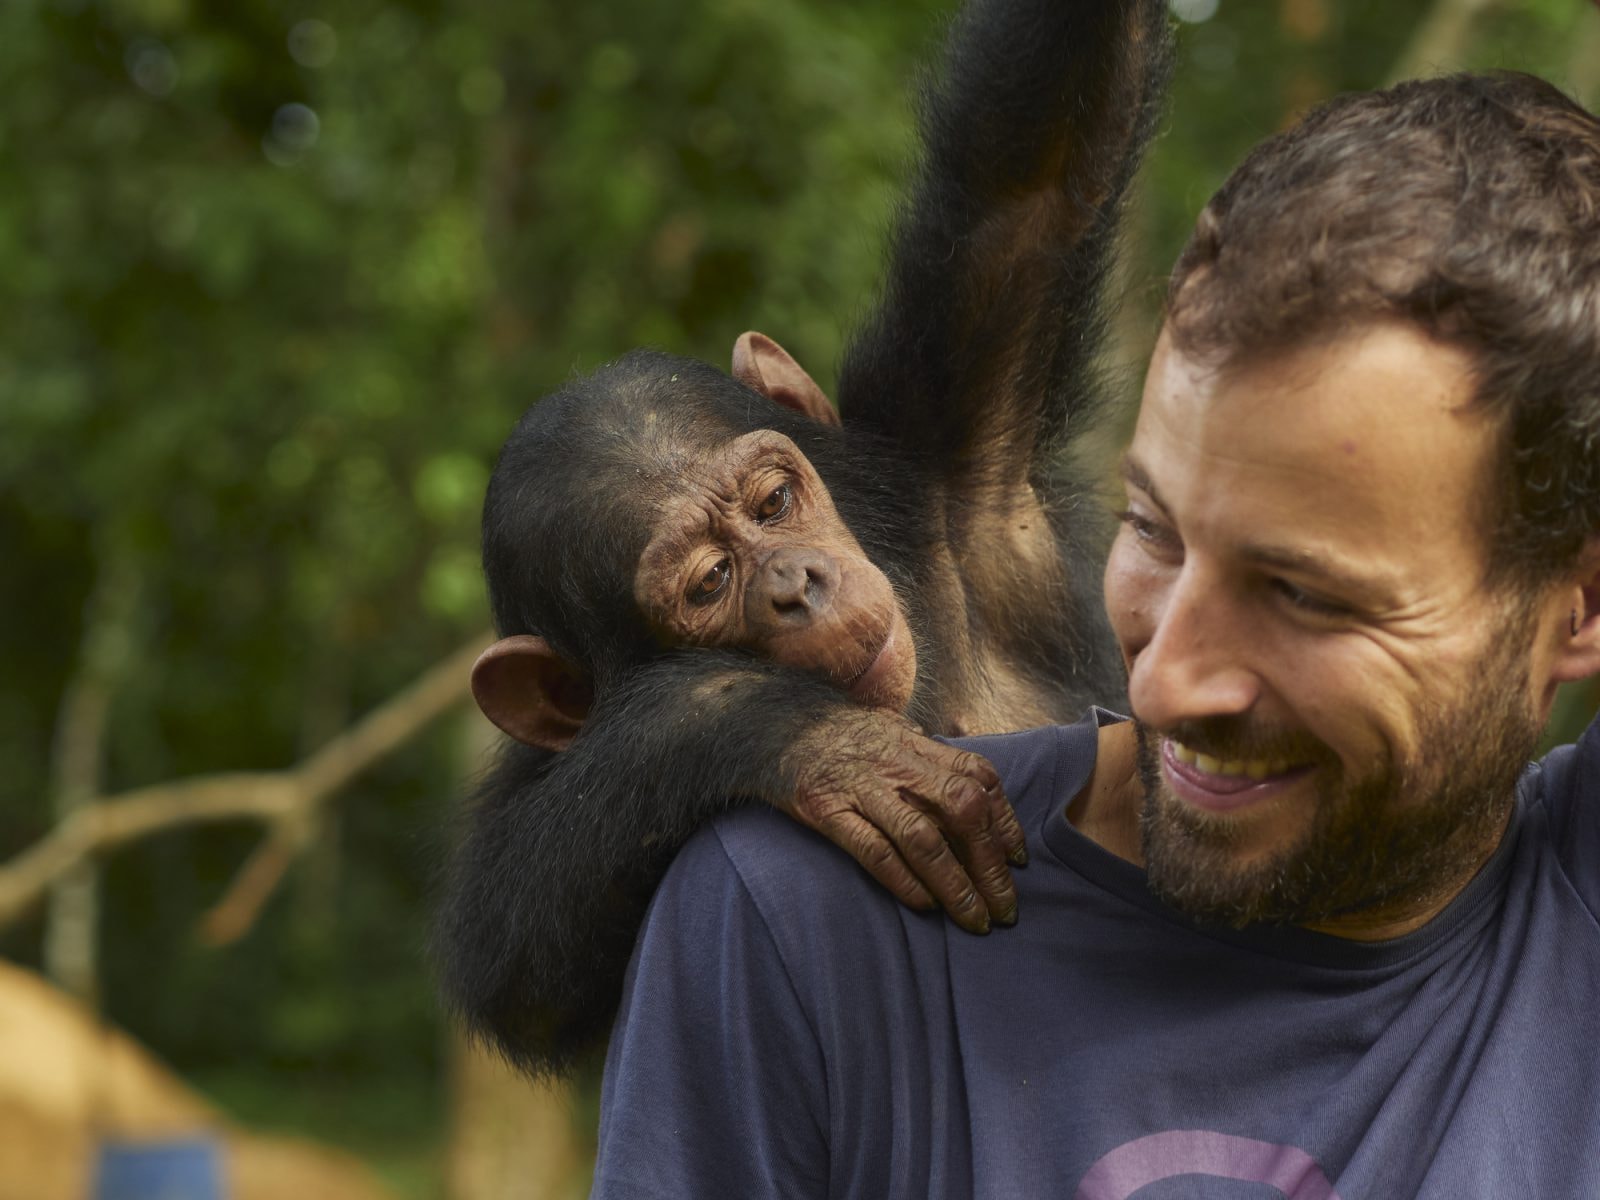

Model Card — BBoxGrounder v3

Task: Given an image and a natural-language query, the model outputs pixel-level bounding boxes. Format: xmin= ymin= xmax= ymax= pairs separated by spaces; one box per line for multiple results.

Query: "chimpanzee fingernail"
xmin=961 ymin=905 xmax=990 ymax=935
xmin=997 ymin=906 xmax=1018 ymax=927
xmin=1009 ymin=846 xmax=1029 ymax=867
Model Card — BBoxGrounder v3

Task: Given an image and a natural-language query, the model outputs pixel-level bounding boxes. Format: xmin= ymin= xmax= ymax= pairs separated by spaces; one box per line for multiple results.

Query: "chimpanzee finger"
xmin=953 ymin=760 xmax=1027 ymax=866
xmin=933 ymin=772 xmax=1019 ymax=926
xmin=944 ymin=747 xmax=1002 ymax=791
xmin=994 ymin=797 xmax=1029 ymax=867
xmin=912 ymin=746 xmax=1026 ymax=862
xmin=948 ymin=751 xmax=1027 ymax=865
xmin=892 ymin=751 xmax=1018 ymax=926
xmin=860 ymin=792 xmax=991 ymax=934
xmin=815 ymin=812 xmax=937 ymax=913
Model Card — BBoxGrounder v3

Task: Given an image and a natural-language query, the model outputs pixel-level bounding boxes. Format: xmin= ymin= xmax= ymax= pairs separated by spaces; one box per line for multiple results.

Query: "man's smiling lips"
xmin=1161 ymin=737 xmax=1313 ymax=813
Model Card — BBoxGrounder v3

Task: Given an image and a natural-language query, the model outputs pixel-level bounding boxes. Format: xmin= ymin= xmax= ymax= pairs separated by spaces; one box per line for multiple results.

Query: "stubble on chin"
xmin=1133 ymin=660 xmax=1539 ymax=930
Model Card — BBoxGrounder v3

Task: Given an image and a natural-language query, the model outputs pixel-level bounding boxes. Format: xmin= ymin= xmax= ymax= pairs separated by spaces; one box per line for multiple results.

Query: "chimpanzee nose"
xmin=752 ymin=548 xmax=838 ymax=623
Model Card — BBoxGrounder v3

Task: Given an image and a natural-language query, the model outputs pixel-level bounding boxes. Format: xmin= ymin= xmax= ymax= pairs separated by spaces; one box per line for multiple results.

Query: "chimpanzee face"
xmin=633 ymin=429 xmax=917 ymax=710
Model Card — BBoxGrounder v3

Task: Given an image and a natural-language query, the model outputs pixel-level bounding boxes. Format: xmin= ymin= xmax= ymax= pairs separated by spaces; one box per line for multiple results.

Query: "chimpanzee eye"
xmin=755 ymin=482 xmax=792 ymax=523
xmin=687 ymin=558 xmax=731 ymax=604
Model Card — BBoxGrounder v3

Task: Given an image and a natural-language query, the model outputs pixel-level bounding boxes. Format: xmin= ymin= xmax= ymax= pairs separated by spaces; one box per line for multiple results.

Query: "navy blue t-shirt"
xmin=594 ymin=711 xmax=1600 ymax=1199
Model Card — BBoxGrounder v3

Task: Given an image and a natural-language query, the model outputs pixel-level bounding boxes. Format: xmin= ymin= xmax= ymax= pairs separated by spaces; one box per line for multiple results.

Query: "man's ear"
xmin=731 ymin=331 xmax=840 ymax=427
xmin=1550 ymin=540 xmax=1600 ymax=685
xmin=471 ymin=635 xmax=594 ymax=752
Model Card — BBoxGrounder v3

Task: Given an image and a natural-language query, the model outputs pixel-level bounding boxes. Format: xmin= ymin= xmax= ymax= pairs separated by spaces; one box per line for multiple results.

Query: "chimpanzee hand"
xmin=780 ymin=709 xmax=1027 ymax=933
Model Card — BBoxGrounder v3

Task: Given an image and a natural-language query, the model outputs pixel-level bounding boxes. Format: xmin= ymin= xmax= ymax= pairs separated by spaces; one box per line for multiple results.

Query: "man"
xmin=591 ymin=72 xmax=1600 ymax=1199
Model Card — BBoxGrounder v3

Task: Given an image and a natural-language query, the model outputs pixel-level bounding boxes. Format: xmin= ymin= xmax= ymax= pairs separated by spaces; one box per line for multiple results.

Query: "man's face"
xmin=1104 ymin=322 xmax=1547 ymax=931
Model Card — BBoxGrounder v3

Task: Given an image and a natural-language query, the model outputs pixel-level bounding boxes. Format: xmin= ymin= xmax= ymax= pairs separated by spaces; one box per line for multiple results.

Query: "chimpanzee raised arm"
xmin=839 ymin=0 xmax=1169 ymax=735
xmin=846 ymin=0 xmax=1162 ymax=464
xmin=434 ymin=0 xmax=1172 ymax=1079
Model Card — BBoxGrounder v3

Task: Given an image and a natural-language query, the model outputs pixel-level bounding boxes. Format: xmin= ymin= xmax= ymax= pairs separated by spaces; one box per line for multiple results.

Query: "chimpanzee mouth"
xmin=844 ymin=626 xmax=897 ymax=700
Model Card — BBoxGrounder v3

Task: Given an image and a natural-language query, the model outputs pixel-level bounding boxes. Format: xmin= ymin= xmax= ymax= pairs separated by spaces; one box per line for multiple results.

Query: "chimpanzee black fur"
xmin=435 ymin=0 xmax=1173 ymax=1078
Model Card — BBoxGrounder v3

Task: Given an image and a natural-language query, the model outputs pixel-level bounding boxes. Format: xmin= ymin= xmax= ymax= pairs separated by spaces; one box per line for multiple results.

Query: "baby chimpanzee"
xmin=436 ymin=0 xmax=1172 ymax=1078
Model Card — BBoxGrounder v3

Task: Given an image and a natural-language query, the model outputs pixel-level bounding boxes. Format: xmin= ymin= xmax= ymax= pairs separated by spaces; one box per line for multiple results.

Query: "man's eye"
xmin=688 ymin=558 xmax=731 ymax=604
xmin=1272 ymin=578 xmax=1348 ymax=618
xmin=755 ymin=483 xmax=792 ymax=523
xmin=1115 ymin=508 xmax=1174 ymax=548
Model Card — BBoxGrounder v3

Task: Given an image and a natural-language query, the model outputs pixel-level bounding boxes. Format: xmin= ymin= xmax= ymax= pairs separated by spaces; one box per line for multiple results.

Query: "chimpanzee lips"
xmin=844 ymin=625 xmax=899 ymax=702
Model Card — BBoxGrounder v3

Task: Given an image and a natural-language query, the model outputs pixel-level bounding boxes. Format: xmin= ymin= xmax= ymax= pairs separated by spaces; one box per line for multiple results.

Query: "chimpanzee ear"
xmin=731 ymin=331 xmax=841 ymax=427
xmin=471 ymin=635 xmax=594 ymax=753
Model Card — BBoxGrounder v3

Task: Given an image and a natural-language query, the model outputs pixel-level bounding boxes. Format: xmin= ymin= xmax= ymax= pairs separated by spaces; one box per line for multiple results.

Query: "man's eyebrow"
xmin=1238 ymin=543 xmax=1393 ymax=602
xmin=1119 ymin=454 xmax=1393 ymax=602
xmin=1118 ymin=455 xmax=1167 ymax=512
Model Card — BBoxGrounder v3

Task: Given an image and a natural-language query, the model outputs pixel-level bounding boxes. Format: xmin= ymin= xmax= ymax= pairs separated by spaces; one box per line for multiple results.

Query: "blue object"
xmin=92 ymin=1137 xmax=226 ymax=1200
xmin=594 ymin=712 xmax=1600 ymax=1198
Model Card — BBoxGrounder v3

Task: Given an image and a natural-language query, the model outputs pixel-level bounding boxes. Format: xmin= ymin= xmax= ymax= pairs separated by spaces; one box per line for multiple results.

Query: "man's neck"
xmin=1065 ymin=720 xmax=1144 ymax=864
xmin=1066 ymin=720 xmax=1513 ymax=943
xmin=1300 ymin=804 xmax=1513 ymax=941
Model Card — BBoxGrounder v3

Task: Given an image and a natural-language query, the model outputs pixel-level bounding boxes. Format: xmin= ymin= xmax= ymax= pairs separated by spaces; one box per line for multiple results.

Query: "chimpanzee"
xmin=435 ymin=0 xmax=1173 ymax=1078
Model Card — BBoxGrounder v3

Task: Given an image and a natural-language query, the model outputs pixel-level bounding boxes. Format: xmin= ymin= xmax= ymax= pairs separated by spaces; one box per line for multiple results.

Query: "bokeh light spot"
xmin=263 ymin=102 xmax=320 ymax=165
xmin=288 ymin=19 xmax=338 ymax=68
xmin=1170 ymin=0 xmax=1220 ymax=23
xmin=423 ymin=547 xmax=486 ymax=619
xmin=125 ymin=38 xmax=179 ymax=97
xmin=414 ymin=454 xmax=488 ymax=524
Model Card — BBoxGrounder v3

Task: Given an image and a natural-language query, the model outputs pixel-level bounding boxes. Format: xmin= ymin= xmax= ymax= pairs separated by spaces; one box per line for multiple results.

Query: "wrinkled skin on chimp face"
xmin=634 ymin=430 xmax=917 ymax=711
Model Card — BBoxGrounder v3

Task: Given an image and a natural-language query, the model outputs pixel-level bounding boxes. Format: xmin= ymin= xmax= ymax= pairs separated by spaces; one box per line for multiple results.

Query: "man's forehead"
xmin=1136 ymin=321 xmax=1486 ymax=456
xmin=1128 ymin=321 xmax=1499 ymax=580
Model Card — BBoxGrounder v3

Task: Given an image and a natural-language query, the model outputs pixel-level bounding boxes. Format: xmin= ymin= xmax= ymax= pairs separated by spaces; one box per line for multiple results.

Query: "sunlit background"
xmin=3 ymin=0 xmax=1598 ymax=1197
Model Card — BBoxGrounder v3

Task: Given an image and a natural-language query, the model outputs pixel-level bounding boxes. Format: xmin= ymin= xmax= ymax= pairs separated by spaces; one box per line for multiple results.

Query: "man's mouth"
xmin=1169 ymin=738 xmax=1294 ymax=781
xmin=1162 ymin=737 xmax=1312 ymax=810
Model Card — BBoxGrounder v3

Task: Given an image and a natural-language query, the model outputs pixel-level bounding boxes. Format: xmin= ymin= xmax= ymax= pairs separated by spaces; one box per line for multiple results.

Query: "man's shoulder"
xmin=1527 ymin=709 xmax=1600 ymax=817
xmin=664 ymin=716 xmax=1100 ymax=939
xmin=677 ymin=803 xmax=890 ymax=947
xmin=639 ymin=802 xmax=920 ymax=1021
xmin=685 ymin=803 xmax=866 ymax=905
xmin=1526 ymin=709 xmax=1600 ymax=913
xmin=950 ymin=710 xmax=1112 ymax=826
xmin=702 ymin=717 xmax=1088 ymax=864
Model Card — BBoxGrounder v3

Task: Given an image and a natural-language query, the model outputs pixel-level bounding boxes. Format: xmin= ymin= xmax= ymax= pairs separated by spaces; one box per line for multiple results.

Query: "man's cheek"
xmin=1104 ymin=542 xmax=1166 ymax=664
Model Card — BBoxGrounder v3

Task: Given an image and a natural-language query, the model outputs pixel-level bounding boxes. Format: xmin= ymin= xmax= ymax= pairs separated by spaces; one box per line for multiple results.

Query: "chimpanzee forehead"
xmin=641 ymin=430 xmax=810 ymax=537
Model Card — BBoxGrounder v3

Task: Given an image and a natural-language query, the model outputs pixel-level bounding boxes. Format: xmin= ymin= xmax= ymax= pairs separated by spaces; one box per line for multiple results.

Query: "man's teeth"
xmin=1169 ymin=739 xmax=1290 ymax=780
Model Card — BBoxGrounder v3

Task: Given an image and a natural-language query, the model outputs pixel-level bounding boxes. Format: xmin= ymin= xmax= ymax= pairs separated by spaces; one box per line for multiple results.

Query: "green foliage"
xmin=0 ymin=0 xmax=941 ymax=1171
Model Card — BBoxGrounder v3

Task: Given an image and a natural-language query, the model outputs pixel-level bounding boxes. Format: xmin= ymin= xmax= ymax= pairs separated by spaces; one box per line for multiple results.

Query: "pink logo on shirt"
xmin=1075 ymin=1130 xmax=1342 ymax=1199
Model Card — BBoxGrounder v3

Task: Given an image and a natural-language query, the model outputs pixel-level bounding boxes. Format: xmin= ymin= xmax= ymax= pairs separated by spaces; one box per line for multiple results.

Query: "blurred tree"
xmin=0 ymin=0 xmax=939 ymax=1192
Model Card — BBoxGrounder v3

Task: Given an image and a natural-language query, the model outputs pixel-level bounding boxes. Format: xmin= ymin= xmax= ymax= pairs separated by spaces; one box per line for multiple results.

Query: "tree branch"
xmin=196 ymin=815 xmax=316 ymax=947
xmin=44 ymin=542 xmax=141 ymax=1003
xmin=0 ymin=633 xmax=490 ymax=931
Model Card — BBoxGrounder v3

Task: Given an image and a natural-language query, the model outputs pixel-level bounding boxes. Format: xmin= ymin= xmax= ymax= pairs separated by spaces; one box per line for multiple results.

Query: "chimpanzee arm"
xmin=838 ymin=0 xmax=1172 ymax=484
xmin=434 ymin=650 xmax=1022 ymax=1078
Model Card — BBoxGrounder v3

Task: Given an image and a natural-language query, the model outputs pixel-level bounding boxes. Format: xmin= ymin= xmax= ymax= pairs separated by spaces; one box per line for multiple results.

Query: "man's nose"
xmin=1127 ymin=568 xmax=1261 ymax=731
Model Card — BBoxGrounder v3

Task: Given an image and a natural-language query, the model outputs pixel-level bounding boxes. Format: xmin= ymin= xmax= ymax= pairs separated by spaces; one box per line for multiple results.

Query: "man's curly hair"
xmin=1167 ymin=72 xmax=1600 ymax=589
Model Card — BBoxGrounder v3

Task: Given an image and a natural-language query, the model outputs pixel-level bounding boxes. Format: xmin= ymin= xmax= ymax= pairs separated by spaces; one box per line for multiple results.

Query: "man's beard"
xmin=1134 ymin=628 xmax=1542 ymax=930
